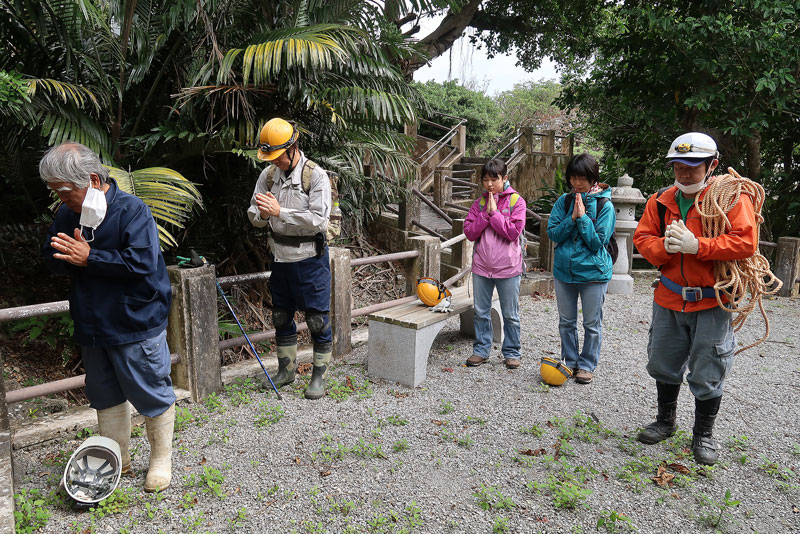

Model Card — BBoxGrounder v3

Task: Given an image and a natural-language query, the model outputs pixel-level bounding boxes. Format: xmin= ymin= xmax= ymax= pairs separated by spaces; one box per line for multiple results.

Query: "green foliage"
xmin=254 ymin=401 xmax=285 ymax=427
xmin=13 ymin=489 xmax=50 ymax=534
xmin=697 ymin=489 xmax=741 ymax=530
xmin=8 ymin=312 xmax=75 ymax=367
xmin=473 ymin=484 xmax=515 ymax=511
xmin=558 ymin=0 xmax=800 ymax=238
xmin=597 ymin=510 xmax=637 ymax=532
xmin=413 ymin=80 xmax=501 ymax=156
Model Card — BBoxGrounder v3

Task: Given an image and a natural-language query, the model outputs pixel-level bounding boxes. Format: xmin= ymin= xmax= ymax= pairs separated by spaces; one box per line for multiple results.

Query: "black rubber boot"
xmin=269 ymin=336 xmax=297 ymax=389
xmin=638 ymin=381 xmax=681 ymax=444
xmin=305 ymin=343 xmax=332 ymax=400
xmin=692 ymin=395 xmax=722 ymax=466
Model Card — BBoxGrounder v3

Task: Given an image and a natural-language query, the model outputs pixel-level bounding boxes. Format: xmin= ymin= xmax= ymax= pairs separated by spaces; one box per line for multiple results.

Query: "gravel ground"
xmin=12 ymin=276 xmax=800 ymax=534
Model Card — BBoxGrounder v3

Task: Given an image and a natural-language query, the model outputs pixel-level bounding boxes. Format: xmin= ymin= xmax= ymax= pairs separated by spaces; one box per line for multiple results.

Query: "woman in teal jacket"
xmin=547 ymin=153 xmax=616 ymax=384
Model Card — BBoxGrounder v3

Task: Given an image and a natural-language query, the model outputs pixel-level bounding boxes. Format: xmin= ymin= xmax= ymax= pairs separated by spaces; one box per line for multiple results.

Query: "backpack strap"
xmin=564 ymin=194 xmax=610 ymax=220
xmin=655 ymin=186 xmax=671 ymax=237
xmin=301 ymin=160 xmax=317 ymax=193
xmin=480 ymin=193 xmax=519 ymax=211
xmin=265 ymin=165 xmax=279 ymax=191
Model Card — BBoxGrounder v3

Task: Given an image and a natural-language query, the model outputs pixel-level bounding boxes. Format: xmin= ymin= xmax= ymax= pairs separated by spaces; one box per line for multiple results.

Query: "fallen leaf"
xmin=667 ymin=462 xmax=690 ymax=475
xmin=320 ymin=470 xmax=331 ymax=477
xmin=442 ymin=367 xmax=454 ymax=373
xmin=297 ymin=362 xmax=313 ymax=375
xmin=345 ymin=376 xmax=355 ymax=390
xmin=793 ymin=505 xmax=799 ymax=513
xmin=431 ymin=419 xmax=445 ymax=426
xmin=294 ymin=456 xmax=301 ymax=465
xmin=651 ymin=465 xmax=675 ymax=487
xmin=199 ymin=457 xmax=207 ymax=465
xmin=601 ymin=472 xmax=609 ymax=481
xmin=671 ymin=493 xmax=680 ymax=499
xmin=233 ymin=487 xmax=241 ymax=494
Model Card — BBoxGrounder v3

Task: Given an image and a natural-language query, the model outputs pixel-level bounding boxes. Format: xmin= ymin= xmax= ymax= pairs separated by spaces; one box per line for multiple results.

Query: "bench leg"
xmin=368 ymin=320 xmax=447 ymax=388
xmin=459 ymin=300 xmax=504 ymax=343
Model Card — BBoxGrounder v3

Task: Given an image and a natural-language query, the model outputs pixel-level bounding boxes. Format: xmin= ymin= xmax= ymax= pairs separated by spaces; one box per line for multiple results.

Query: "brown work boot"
xmin=574 ymin=369 xmax=593 ymax=384
xmin=504 ymin=359 xmax=520 ymax=369
xmin=466 ymin=354 xmax=488 ymax=366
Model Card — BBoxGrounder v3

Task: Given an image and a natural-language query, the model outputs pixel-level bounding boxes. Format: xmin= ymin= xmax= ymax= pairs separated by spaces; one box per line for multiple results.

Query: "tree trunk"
xmin=403 ymin=0 xmax=482 ymax=75
xmin=745 ymin=131 xmax=761 ymax=180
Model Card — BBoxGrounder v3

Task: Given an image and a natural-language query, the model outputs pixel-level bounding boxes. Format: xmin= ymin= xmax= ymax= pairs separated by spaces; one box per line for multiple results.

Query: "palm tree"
xmin=0 ymin=0 xmax=203 ymax=242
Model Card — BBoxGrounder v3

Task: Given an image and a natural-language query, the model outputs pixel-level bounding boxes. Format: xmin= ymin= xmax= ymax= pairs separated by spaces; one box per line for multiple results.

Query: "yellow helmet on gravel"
xmin=417 ymin=277 xmax=451 ymax=307
xmin=540 ymin=357 xmax=572 ymax=386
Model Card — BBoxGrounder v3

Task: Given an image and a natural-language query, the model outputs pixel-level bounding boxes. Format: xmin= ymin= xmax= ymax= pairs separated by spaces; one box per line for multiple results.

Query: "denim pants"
xmin=82 ymin=329 xmax=176 ymax=418
xmin=472 ymin=274 xmax=521 ymax=361
xmin=554 ymin=279 xmax=608 ymax=372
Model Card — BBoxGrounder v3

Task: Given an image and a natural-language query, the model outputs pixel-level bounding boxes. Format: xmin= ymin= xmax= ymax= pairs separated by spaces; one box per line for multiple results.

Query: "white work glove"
xmin=663 ymin=221 xmax=682 ymax=253
xmin=666 ymin=219 xmax=699 ymax=254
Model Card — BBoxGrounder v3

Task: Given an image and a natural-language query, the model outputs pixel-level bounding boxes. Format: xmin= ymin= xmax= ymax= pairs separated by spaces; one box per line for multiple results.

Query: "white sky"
xmin=412 ymin=15 xmax=559 ymax=96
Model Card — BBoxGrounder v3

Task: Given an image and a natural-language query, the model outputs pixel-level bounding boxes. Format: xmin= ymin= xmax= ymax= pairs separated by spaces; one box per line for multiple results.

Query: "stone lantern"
xmin=607 ymin=174 xmax=647 ymax=294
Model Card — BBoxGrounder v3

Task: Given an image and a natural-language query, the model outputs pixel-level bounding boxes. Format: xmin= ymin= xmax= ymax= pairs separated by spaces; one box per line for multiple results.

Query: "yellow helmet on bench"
xmin=540 ymin=357 xmax=572 ymax=386
xmin=417 ymin=277 xmax=452 ymax=307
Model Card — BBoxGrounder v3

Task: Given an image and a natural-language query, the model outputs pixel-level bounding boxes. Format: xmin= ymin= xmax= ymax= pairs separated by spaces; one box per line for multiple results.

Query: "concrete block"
xmin=0 ymin=431 xmax=13 ymax=534
xmin=459 ymin=301 xmax=504 ymax=343
xmin=367 ymin=320 xmax=448 ymax=388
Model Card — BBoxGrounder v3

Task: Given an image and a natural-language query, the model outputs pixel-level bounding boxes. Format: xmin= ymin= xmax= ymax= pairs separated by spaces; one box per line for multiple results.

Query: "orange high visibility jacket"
xmin=633 ymin=183 xmax=758 ymax=312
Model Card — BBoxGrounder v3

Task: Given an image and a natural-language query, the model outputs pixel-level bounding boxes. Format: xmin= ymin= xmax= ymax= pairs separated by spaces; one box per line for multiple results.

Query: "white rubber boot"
xmin=96 ymin=402 xmax=131 ymax=473
xmin=144 ymin=404 xmax=175 ymax=492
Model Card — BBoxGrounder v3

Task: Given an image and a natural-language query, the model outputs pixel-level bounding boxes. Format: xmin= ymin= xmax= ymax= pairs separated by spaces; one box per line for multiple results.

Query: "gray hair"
xmin=39 ymin=142 xmax=109 ymax=187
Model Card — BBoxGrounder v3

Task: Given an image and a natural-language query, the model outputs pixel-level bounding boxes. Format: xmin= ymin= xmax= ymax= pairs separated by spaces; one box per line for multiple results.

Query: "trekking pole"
xmin=215 ymin=281 xmax=282 ymax=400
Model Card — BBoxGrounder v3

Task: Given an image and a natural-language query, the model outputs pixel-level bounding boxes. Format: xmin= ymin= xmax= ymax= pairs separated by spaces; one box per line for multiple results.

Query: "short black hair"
xmin=565 ymin=153 xmax=599 ymax=186
xmin=481 ymin=158 xmax=507 ymax=179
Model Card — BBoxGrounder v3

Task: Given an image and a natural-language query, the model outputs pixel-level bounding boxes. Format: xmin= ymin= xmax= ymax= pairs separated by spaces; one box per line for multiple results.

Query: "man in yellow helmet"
xmin=247 ymin=118 xmax=332 ymax=399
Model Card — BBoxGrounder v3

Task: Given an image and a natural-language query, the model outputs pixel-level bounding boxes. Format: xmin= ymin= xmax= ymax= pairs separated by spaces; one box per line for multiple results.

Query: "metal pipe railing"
xmin=6 ymin=353 xmax=181 ymax=403
xmin=218 ymin=271 xmax=271 ymax=288
xmin=422 ymin=146 xmax=459 ymax=183
xmin=411 ymin=219 xmax=447 ymax=241
xmin=418 ymin=125 xmax=461 ymax=166
xmin=493 ymin=132 xmax=524 ymax=160
xmin=219 ymin=323 xmax=306 ymax=351
xmin=444 ymin=202 xmax=469 ymax=212
xmin=351 ymin=250 xmax=419 ymax=267
xmin=446 ymin=177 xmax=479 ymax=188
xmin=412 ymin=189 xmax=453 ymax=225
xmin=441 ymin=233 xmax=466 ymax=249
xmin=0 ymin=300 xmax=69 ymax=324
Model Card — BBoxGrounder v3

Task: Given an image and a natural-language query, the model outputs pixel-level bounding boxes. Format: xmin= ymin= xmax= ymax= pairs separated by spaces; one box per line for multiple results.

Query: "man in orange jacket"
xmin=633 ymin=132 xmax=758 ymax=465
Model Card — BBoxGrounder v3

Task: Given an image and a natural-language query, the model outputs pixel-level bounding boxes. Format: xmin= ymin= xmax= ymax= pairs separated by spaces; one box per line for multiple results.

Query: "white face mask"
xmin=673 ymin=179 xmax=707 ymax=195
xmin=673 ymin=161 xmax=715 ymax=195
xmin=79 ymin=185 xmax=107 ymax=242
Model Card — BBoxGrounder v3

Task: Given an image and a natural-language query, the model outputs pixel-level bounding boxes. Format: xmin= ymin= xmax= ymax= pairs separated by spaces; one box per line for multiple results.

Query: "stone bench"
xmin=367 ymin=284 xmax=503 ymax=387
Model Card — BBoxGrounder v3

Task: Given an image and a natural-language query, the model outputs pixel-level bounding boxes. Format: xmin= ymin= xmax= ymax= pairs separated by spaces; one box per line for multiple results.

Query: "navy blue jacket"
xmin=42 ymin=180 xmax=171 ymax=346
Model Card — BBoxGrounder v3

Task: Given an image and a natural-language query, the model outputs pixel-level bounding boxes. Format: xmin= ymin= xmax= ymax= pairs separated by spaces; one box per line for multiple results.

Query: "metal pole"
xmin=411 ymin=220 xmax=447 ymax=241
xmin=412 ymin=188 xmax=453 ymax=224
xmin=215 ymin=282 xmax=282 ymax=400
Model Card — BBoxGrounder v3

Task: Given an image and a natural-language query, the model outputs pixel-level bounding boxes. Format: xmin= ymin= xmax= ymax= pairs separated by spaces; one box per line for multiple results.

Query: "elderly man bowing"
xmin=40 ymin=142 xmax=175 ymax=492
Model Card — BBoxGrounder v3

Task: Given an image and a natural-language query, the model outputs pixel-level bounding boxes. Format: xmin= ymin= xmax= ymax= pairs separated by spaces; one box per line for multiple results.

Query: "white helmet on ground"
xmin=665 ymin=132 xmax=719 ymax=166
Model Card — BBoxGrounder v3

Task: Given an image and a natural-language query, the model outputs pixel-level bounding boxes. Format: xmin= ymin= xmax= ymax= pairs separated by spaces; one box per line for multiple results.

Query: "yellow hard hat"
xmin=257 ymin=118 xmax=299 ymax=161
xmin=539 ymin=357 xmax=572 ymax=386
xmin=416 ymin=277 xmax=452 ymax=307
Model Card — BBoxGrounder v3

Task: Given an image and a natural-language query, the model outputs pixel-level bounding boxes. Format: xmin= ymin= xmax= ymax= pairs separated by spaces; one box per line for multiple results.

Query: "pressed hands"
xmin=663 ymin=219 xmax=699 ymax=254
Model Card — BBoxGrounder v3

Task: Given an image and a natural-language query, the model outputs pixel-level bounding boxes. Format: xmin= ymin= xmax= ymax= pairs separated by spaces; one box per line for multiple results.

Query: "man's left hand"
xmin=666 ymin=220 xmax=699 ymax=254
xmin=51 ymin=229 xmax=90 ymax=266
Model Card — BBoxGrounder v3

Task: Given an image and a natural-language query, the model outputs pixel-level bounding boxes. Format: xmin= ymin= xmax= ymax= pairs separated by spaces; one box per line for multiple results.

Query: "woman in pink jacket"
xmin=463 ymin=159 xmax=527 ymax=369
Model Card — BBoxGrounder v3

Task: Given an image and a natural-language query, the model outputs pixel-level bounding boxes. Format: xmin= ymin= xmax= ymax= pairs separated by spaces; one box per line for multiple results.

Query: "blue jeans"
xmin=472 ymin=274 xmax=521 ymax=361
xmin=554 ymin=279 xmax=608 ymax=372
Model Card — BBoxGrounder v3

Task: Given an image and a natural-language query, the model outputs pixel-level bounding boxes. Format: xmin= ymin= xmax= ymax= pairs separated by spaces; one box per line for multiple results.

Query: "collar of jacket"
xmin=279 ymin=151 xmax=307 ymax=186
xmin=481 ymin=185 xmax=518 ymax=199
xmin=656 ymin=179 xmax=713 ymax=211
xmin=105 ymin=178 xmax=121 ymax=205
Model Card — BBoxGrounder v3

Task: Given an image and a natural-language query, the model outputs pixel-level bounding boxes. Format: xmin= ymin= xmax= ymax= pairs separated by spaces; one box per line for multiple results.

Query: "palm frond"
xmin=107 ymin=166 xmax=203 ymax=249
xmin=217 ymin=24 xmax=364 ymax=86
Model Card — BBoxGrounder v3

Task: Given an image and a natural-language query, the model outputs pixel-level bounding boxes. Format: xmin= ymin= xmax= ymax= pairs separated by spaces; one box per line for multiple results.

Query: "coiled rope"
xmin=693 ymin=167 xmax=782 ymax=353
